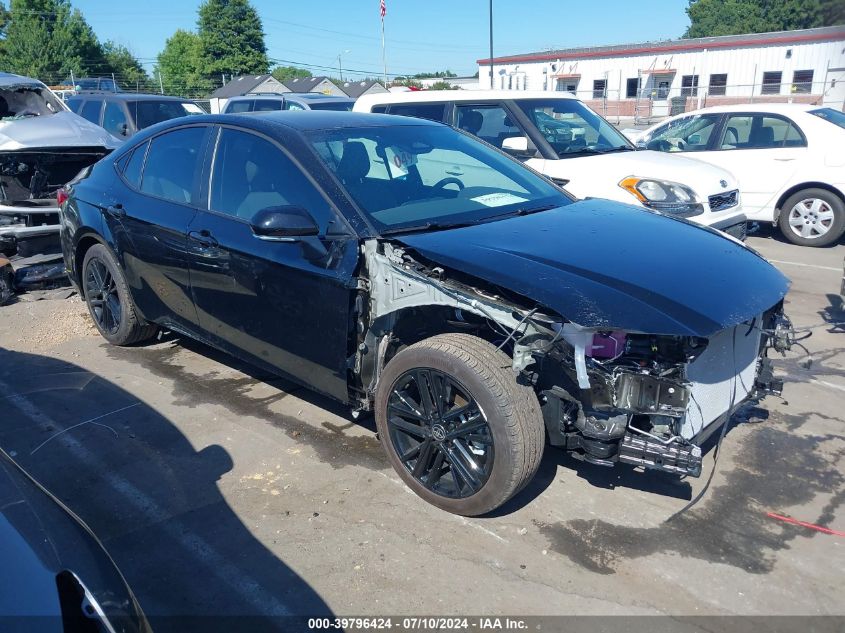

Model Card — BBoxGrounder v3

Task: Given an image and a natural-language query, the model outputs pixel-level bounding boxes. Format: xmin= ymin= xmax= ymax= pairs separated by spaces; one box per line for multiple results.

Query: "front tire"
xmin=375 ymin=334 xmax=544 ymax=516
xmin=82 ymin=244 xmax=157 ymax=346
xmin=778 ymin=188 xmax=845 ymax=247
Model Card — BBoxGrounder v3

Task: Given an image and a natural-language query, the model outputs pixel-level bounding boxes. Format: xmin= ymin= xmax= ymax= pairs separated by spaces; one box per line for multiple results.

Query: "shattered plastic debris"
xmin=13 ymin=260 xmax=69 ymax=291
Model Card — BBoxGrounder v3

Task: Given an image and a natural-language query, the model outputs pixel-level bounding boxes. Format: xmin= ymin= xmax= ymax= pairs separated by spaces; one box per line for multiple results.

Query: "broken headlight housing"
xmin=619 ymin=176 xmax=704 ymax=217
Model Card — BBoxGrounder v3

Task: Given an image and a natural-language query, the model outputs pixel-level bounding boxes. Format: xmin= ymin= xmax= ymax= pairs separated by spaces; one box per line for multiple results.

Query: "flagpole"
xmin=381 ymin=15 xmax=388 ymax=86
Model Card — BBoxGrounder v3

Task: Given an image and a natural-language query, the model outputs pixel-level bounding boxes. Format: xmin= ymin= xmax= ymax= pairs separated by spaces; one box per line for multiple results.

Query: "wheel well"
xmin=73 ymin=233 xmax=104 ymax=294
xmin=774 ymin=182 xmax=845 ymax=219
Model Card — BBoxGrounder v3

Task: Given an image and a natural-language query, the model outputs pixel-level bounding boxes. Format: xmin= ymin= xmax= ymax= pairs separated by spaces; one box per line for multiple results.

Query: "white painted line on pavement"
xmin=768 ymin=259 xmax=841 ymax=272
xmin=812 ymin=378 xmax=845 ymax=393
xmin=1 ymin=381 xmax=293 ymax=616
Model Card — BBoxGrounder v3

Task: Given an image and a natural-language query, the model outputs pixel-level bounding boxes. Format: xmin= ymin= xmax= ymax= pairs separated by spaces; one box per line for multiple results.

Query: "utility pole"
xmin=489 ymin=0 xmax=494 ymax=89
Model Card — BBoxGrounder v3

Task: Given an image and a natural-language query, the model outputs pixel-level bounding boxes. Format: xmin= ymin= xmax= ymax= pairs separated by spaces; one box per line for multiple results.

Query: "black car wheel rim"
xmin=85 ymin=259 xmax=121 ymax=335
xmin=387 ymin=369 xmax=494 ymax=499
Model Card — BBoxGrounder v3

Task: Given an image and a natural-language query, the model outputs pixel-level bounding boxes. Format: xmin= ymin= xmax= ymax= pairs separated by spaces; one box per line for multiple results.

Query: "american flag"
xmin=380 ymin=0 xmax=386 ymax=19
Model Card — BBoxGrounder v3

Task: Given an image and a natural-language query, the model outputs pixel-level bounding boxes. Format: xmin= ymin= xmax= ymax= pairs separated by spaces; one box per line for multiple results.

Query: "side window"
xmin=226 ymin=100 xmax=253 ymax=113
xmin=66 ymin=98 xmax=83 ymax=113
xmin=120 ymin=141 xmax=149 ymax=189
xmin=209 ymin=128 xmax=338 ymax=233
xmin=254 ymin=100 xmax=283 ymax=112
xmin=140 ymin=127 xmax=207 ymax=204
xmin=284 ymin=101 xmax=305 ymax=111
xmin=719 ymin=114 xmax=806 ymax=150
xmin=386 ymin=103 xmax=446 ymax=122
xmin=371 ymin=105 xmax=388 ymax=114
xmin=80 ymin=99 xmax=103 ymax=124
xmin=455 ymin=105 xmax=522 ymax=148
xmin=103 ymin=101 xmax=129 ymax=137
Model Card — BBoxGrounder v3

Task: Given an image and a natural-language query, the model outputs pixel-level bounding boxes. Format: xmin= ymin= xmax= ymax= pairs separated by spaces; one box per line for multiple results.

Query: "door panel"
xmin=693 ymin=114 xmax=807 ymax=218
xmin=187 ymin=127 xmax=358 ymax=401
xmin=104 ymin=127 xmax=210 ymax=330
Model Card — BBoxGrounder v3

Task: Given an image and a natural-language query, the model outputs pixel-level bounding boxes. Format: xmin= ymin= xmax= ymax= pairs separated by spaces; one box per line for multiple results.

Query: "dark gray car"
xmin=222 ymin=93 xmax=355 ymax=114
xmin=66 ymin=93 xmax=205 ymax=139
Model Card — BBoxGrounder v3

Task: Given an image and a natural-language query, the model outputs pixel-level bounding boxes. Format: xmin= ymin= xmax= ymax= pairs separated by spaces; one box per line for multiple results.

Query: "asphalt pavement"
xmin=0 ymin=228 xmax=842 ymax=630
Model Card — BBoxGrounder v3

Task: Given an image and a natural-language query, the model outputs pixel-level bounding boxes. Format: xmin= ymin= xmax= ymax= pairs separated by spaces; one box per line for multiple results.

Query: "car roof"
xmin=230 ymin=93 xmax=354 ymax=103
xmin=68 ymin=93 xmax=193 ymax=102
xmin=683 ymin=103 xmax=820 ymax=116
xmin=0 ymin=72 xmax=46 ymax=88
xmin=356 ymin=89 xmax=577 ymax=108
xmin=245 ymin=110 xmax=441 ymax=131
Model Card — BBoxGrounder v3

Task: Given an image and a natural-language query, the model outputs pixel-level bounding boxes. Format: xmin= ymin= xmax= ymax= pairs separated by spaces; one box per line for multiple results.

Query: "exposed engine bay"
xmin=354 ymin=240 xmax=796 ymax=478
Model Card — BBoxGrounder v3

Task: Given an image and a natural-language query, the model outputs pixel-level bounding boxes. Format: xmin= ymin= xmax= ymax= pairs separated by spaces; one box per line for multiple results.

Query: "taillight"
xmin=56 ymin=188 xmax=68 ymax=207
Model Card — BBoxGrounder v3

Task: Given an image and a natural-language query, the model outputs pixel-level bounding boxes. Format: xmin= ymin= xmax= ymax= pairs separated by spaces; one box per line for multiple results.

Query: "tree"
xmin=197 ymin=0 xmax=268 ymax=79
xmin=102 ymin=42 xmax=149 ymax=91
xmin=684 ymin=0 xmax=843 ymax=38
xmin=156 ymin=29 xmax=210 ymax=97
xmin=1 ymin=0 xmax=108 ymax=83
xmin=428 ymin=80 xmax=459 ymax=90
xmin=271 ymin=65 xmax=311 ymax=83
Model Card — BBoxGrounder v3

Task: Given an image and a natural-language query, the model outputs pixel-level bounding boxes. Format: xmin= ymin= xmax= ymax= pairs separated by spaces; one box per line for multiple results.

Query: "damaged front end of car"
xmin=354 ymin=239 xmax=796 ymax=479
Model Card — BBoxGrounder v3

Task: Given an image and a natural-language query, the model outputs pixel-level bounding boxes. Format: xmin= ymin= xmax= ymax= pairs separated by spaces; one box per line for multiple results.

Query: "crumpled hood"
xmin=394 ymin=199 xmax=789 ymax=337
xmin=533 ymin=149 xmax=738 ymax=205
xmin=0 ymin=112 xmax=120 ymax=151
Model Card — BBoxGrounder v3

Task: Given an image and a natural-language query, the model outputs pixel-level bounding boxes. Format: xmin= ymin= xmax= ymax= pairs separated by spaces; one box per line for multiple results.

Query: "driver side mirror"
xmin=501 ymin=136 xmax=533 ymax=158
xmin=250 ymin=205 xmax=319 ymax=241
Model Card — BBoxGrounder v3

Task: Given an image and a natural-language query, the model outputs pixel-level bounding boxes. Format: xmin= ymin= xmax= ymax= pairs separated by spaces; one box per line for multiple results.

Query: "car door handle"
xmin=188 ymin=230 xmax=219 ymax=248
xmin=105 ymin=204 xmax=125 ymax=219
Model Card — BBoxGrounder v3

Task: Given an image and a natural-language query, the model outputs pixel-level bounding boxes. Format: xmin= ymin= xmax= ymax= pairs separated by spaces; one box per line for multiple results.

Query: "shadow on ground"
xmin=0 ymin=348 xmax=334 ymax=632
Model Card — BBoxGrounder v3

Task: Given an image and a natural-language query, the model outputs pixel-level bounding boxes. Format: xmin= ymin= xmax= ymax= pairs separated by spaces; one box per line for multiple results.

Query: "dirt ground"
xmin=0 ymin=230 xmax=843 ymax=631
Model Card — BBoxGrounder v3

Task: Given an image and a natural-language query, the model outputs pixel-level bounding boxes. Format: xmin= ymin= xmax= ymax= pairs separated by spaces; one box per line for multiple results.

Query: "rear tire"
xmin=82 ymin=244 xmax=156 ymax=346
xmin=375 ymin=333 xmax=544 ymax=516
xmin=778 ymin=188 xmax=845 ymax=247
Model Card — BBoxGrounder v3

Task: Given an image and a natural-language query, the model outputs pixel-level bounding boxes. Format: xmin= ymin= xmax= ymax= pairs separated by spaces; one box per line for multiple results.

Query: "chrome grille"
xmin=708 ymin=189 xmax=739 ymax=212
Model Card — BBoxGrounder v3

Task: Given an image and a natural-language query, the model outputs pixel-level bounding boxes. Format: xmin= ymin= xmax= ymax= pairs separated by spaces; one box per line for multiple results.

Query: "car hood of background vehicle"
xmin=0 ymin=111 xmax=120 ymax=151
xmin=541 ymin=149 xmax=738 ymax=203
xmin=394 ymin=200 xmax=789 ymax=337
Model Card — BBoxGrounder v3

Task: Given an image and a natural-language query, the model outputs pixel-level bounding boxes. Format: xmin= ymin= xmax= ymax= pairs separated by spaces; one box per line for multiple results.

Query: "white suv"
xmin=354 ymin=91 xmax=747 ymax=238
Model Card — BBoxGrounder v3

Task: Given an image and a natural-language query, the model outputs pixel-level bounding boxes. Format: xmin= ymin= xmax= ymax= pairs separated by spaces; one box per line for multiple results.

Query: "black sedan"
xmin=59 ymin=112 xmax=791 ymax=516
xmin=0 ymin=447 xmax=150 ymax=632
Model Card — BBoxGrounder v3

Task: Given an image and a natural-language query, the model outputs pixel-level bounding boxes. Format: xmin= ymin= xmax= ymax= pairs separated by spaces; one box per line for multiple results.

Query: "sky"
xmin=72 ymin=0 xmax=693 ymax=79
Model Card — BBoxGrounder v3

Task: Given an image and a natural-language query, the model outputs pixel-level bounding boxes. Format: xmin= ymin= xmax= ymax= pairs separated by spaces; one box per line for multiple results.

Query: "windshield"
xmin=0 ymin=86 xmax=65 ymax=120
xmin=810 ymin=108 xmax=845 ymax=130
xmin=308 ymin=101 xmax=354 ymax=111
xmin=514 ymin=98 xmax=632 ymax=157
xmin=131 ymin=101 xmax=202 ymax=129
xmin=645 ymin=113 xmax=721 ymax=152
xmin=308 ymin=124 xmax=570 ymax=234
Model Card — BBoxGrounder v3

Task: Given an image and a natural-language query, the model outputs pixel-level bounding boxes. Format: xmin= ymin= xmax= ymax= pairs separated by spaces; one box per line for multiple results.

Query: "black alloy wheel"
xmin=387 ymin=368 xmax=494 ymax=498
xmin=85 ymin=257 xmax=122 ymax=335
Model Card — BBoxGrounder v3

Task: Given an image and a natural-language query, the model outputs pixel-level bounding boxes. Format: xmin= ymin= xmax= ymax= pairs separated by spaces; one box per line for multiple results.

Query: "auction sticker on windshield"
xmin=386 ymin=146 xmax=418 ymax=178
xmin=471 ymin=193 xmax=528 ymax=207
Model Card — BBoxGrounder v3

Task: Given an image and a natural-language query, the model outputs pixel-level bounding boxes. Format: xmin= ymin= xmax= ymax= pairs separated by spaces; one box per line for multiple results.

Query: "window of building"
xmin=792 ymin=70 xmax=814 ymax=94
xmin=556 ymin=79 xmax=577 ymax=94
xmin=708 ymin=73 xmax=727 ymax=96
xmin=626 ymin=77 xmax=640 ymax=98
xmin=761 ymin=71 xmax=782 ymax=95
xmin=140 ymin=127 xmax=207 ymax=204
xmin=592 ymin=79 xmax=607 ymax=99
xmin=681 ymin=75 xmax=699 ymax=97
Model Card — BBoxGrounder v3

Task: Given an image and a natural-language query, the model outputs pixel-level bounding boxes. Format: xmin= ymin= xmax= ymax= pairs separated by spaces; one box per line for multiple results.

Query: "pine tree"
xmin=197 ymin=0 xmax=268 ymax=79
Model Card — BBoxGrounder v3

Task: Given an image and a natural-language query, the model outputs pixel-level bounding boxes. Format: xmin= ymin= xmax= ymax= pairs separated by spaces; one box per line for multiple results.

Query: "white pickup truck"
xmin=354 ymin=90 xmax=748 ymax=239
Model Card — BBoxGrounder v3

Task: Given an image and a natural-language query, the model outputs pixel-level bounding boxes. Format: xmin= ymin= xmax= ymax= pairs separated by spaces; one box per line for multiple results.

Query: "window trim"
xmin=592 ymin=79 xmax=607 ymax=99
xmin=791 ymin=69 xmax=814 ymax=94
xmin=202 ymin=123 xmax=353 ymax=235
xmin=713 ymin=112 xmax=807 ymax=151
xmin=625 ymin=77 xmax=640 ymax=99
xmin=708 ymin=73 xmax=728 ymax=97
xmin=680 ymin=74 xmax=699 ymax=97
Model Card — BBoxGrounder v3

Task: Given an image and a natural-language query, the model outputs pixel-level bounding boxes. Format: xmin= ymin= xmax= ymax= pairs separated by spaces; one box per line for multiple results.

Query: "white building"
xmin=478 ymin=26 xmax=845 ymax=120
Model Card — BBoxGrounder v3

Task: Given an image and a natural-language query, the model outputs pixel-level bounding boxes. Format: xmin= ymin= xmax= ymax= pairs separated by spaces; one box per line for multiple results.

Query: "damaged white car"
xmin=0 ymin=72 xmax=120 ymax=256
xmin=61 ymin=113 xmax=795 ymax=516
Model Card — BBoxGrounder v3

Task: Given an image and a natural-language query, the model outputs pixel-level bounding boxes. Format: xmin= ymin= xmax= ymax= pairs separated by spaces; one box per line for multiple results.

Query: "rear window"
xmin=386 ymin=103 xmax=446 ymax=122
xmin=810 ymin=108 xmax=845 ymax=130
xmin=308 ymin=101 xmax=354 ymax=111
xmin=131 ymin=101 xmax=197 ymax=130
